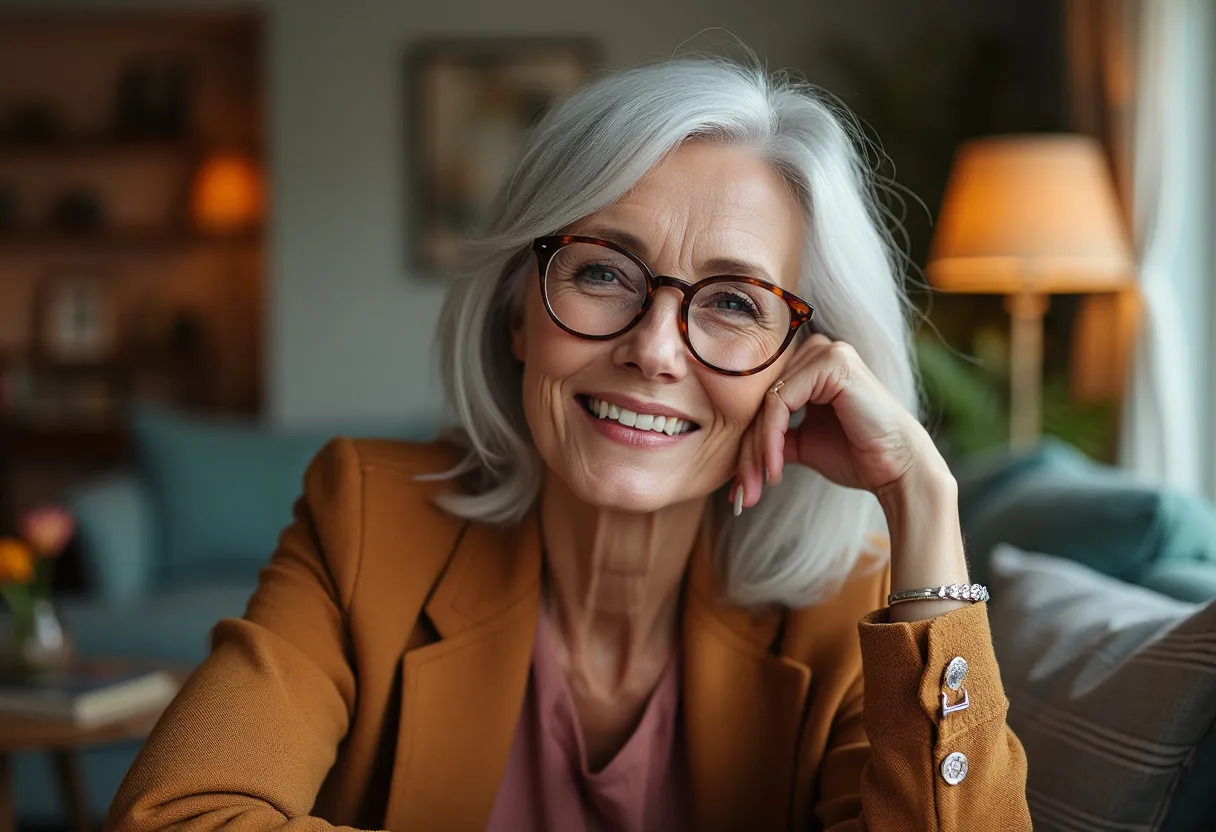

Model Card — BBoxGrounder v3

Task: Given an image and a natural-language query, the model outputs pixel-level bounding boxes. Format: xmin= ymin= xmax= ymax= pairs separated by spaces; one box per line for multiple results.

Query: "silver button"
xmin=941 ymin=751 xmax=968 ymax=785
xmin=944 ymin=656 xmax=968 ymax=691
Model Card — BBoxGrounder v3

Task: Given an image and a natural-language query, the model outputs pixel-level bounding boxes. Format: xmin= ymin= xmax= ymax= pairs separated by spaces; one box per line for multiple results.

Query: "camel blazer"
xmin=106 ymin=438 xmax=1031 ymax=831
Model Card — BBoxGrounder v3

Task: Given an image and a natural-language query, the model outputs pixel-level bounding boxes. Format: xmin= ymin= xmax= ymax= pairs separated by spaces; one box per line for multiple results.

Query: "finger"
xmin=733 ymin=422 xmax=753 ymax=511
xmin=759 ymin=336 xmax=828 ymax=482
xmin=742 ymin=422 xmax=764 ymax=509
xmin=761 ymin=382 xmax=792 ymax=485
xmin=772 ymin=340 xmax=862 ymax=413
xmin=751 ymin=406 xmax=768 ymax=501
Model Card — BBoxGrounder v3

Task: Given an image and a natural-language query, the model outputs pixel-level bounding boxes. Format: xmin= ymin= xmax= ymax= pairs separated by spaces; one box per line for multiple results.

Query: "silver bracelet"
xmin=887 ymin=583 xmax=990 ymax=606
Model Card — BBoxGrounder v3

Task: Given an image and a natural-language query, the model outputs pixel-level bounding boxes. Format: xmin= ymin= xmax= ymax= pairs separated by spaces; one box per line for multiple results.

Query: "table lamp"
xmin=927 ymin=133 xmax=1136 ymax=449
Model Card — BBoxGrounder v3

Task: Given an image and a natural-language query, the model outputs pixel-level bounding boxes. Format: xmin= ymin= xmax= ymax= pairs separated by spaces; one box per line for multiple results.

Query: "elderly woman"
xmin=108 ymin=57 xmax=1030 ymax=831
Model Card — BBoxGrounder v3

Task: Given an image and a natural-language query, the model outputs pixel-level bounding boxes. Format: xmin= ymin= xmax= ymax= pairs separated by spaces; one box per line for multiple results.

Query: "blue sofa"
xmin=11 ymin=403 xmax=435 ymax=828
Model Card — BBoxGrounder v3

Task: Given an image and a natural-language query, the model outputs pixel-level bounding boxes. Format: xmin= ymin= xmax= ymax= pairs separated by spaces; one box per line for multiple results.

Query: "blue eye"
xmin=579 ymin=266 xmax=619 ymax=284
xmin=705 ymin=290 xmax=760 ymax=319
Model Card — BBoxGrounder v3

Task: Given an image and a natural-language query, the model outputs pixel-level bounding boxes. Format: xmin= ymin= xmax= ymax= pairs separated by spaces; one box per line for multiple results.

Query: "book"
xmin=0 ymin=665 xmax=179 ymax=727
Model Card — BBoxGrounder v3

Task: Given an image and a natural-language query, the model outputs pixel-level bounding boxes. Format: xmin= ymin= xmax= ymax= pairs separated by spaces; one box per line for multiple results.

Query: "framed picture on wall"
xmin=406 ymin=37 xmax=602 ymax=273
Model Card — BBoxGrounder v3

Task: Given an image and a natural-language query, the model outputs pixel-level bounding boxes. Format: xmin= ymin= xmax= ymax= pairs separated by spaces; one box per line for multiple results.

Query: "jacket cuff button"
xmin=941 ymin=751 xmax=968 ymax=785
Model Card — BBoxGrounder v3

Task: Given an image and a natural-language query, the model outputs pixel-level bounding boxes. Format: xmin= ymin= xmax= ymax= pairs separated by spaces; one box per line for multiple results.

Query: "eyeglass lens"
xmin=543 ymin=242 xmax=792 ymax=373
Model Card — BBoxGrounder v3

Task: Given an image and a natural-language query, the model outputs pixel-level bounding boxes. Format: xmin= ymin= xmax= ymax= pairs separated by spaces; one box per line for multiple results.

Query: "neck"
xmin=538 ymin=479 xmax=706 ymax=685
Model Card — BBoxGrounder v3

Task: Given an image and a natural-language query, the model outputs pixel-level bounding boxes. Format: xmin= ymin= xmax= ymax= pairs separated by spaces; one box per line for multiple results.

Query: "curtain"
xmin=1066 ymin=0 xmax=1215 ymax=497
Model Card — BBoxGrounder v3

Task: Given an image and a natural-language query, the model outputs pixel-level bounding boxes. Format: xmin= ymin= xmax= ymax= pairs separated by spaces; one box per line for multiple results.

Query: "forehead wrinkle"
xmin=571 ymin=216 xmax=792 ymax=286
xmin=567 ymin=157 xmax=801 ymax=287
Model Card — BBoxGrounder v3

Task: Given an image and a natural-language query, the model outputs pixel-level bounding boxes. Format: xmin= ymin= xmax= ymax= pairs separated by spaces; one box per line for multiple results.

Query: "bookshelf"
xmin=0 ymin=8 xmax=266 ymax=537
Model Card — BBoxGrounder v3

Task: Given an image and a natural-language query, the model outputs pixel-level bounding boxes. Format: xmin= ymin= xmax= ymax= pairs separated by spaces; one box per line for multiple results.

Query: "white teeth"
xmin=584 ymin=397 xmax=693 ymax=435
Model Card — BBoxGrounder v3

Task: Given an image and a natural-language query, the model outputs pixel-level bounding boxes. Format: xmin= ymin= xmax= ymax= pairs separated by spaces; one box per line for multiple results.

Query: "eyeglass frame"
xmin=531 ymin=234 xmax=816 ymax=376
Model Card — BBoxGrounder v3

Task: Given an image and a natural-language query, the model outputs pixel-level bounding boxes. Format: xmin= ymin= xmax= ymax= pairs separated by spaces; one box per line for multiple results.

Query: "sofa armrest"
xmin=65 ymin=472 xmax=157 ymax=605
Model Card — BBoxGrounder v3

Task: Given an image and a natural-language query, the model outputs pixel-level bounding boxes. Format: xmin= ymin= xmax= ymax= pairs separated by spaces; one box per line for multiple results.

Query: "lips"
xmin=577 ymin=394 xmax=699 ymax=435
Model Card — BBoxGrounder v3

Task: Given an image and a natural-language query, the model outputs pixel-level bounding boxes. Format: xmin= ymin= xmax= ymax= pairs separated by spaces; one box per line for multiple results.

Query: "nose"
xmin=611 ymin=286 xmax=690 ymax=380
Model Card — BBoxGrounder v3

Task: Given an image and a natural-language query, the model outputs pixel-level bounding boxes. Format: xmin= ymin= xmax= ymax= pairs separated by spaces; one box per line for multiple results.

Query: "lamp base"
xmin=1005 ymin=292 xmax=1049 ymax=450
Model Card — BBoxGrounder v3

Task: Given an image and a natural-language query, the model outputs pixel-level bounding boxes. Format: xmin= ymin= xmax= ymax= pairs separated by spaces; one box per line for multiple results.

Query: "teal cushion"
xmin=954 ymin=437 xmax=1086 ymax=531
xmin=130 ymin=403 xmax=419 ymax=584
xmin=65 ymin=473 xmax=156 ymax=604
xmin=956 ymin=440 xmax=1216 ymax=596
xmin=1140 ymin=560 xmax=1216 ymax=604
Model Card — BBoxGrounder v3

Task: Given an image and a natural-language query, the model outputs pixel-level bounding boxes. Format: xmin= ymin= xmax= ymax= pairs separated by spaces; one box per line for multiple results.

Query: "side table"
xmin=0 ymin=658 xmax=189 ymax=832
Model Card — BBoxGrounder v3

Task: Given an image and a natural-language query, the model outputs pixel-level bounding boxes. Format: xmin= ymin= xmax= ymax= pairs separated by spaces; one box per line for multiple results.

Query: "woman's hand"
xmin=734 ymin=333 xmax=972 ymax=621
xmin=732 ymin=333 xmax=949 ymax=509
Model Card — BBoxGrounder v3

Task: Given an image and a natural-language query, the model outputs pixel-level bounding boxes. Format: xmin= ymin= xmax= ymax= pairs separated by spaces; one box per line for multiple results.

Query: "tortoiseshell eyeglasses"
xmin=532 ymin=235 xmax=815 ymax=376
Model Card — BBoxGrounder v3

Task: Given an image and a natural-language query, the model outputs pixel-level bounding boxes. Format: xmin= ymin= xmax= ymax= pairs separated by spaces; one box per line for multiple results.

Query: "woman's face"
xmin=512 ymin=141 xmax=804 ymax=513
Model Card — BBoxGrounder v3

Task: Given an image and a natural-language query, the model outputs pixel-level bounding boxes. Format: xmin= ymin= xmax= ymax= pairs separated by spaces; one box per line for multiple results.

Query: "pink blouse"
xmin=486 ymin=613 xmax=690 ymax=831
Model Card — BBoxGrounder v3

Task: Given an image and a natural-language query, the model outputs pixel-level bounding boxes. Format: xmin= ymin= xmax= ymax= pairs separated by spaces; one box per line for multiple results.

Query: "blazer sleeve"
xmin=812 ymin=600 xmax=1033 ymax=831
xmin=106 ymin=437 xmax=383 ymax=832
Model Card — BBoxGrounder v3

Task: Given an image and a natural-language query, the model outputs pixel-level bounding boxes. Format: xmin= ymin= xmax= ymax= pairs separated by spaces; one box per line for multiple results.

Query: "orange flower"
xmin=19 ymin=505 xmax=75 ymax=558
xmin=0 ymin=537 xmax=34 ymax=584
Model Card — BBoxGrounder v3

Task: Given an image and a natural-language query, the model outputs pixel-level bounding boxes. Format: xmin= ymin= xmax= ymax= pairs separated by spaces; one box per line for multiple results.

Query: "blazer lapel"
xmin=382 ymin=508 xmax=542 ymax=831
xmin=683 ymin=519 xmax=812 ymax=832
xmin=381 ymin=505 xmax=813 ymax=831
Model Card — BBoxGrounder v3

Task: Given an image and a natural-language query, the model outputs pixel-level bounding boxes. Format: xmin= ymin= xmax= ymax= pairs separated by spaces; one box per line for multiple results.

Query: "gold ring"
xmin=769 ymin=379 xmax=785 ymax=399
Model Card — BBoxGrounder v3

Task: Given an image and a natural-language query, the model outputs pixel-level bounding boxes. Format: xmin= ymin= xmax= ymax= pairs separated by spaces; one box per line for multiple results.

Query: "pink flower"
xmin=19 ymin=505 xmax=76 ymax=558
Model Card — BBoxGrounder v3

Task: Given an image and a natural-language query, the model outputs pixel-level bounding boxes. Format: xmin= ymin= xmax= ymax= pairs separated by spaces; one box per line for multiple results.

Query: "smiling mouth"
xmin=577 ymin=394 xmax=700 ymax=436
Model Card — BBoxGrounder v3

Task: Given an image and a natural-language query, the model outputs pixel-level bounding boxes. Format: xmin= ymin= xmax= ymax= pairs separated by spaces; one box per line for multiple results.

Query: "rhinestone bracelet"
xmin=887 ymin=583 xmax=990 ymax=606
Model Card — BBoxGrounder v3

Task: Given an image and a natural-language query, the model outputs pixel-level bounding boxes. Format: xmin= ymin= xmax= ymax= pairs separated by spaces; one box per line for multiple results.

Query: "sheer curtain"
xmin=1067 ymin=0 xmax=1215 ymax=499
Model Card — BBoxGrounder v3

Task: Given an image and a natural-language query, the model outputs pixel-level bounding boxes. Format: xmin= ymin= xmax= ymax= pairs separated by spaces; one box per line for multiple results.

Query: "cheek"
xmin=682 ymin=372 xmax=771 ymax=488
xmin=515 ymin=301 xmax=596 ymax=443
xmin=700 ymin=374 xmax=766 ymax=433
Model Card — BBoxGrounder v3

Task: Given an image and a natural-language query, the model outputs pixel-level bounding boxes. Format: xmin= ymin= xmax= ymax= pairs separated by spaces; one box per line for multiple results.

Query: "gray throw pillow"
xmin=988 ymin=543 xmax=1216 ymax=831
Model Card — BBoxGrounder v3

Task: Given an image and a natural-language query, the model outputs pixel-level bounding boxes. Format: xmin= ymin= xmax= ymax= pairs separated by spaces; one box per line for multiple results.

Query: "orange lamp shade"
xmin=190 ymin=152 xmax=264 ymax=233
xmin=927 ymin=134 xmax=1135 ymax=294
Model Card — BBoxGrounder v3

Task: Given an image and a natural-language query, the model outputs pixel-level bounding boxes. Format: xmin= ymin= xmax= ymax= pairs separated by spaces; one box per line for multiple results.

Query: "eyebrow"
xmin=575 ymin=225 xmax=778 ymax=285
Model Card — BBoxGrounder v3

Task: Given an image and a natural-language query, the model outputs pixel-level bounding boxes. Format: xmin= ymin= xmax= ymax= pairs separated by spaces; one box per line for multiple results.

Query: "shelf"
xmin=0 ymin=134 xmax=203 ymax=163
xmin=0 ymin=227 xmax=262 ymax=253
xmin=0 ymin=423 xmax=131 ymax=462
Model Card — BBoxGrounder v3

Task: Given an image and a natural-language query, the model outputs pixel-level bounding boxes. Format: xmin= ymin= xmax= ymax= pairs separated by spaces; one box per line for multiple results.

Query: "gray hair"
xmin=419 ymin=55 xmax=923 ymax=609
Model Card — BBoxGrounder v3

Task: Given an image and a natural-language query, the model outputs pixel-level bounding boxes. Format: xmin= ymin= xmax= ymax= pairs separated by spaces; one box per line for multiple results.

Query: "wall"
xmin=268 ymin=0 xmax=825 ymax=429
xmin=266 ymin=0 xmax=1045 ymax=429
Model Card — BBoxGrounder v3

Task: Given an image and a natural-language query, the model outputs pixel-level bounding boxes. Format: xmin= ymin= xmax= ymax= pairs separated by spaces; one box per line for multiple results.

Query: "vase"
xmin=0 ymin=597 xmax=74 ymax=678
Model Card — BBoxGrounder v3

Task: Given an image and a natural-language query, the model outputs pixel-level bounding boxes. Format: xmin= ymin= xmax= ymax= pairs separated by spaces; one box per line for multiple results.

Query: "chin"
xmin=563 ymin=461 xmax=710 ymax=514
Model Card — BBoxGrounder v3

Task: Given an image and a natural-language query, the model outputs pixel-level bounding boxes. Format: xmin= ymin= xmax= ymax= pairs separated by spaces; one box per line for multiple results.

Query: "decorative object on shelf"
xmin=0 ymin=505 xmax=76 ymax=678
xmin=189 ymin=150 xmax=264 ymax=234
xmin=49 ymin=185 xmax=107 ymax=231
xmin=927 ymin=134 xmax=1137 ymax=450
xmin=0 ymin=99 xmax=64 ymax=144
xmin=114 ymin=52 xmax=193 ymax=138
xmin=33 ymin=268 xmax=121 ymax=364
xmin=407 ymin=37 xmax=601 ymax=272
xmin=0 ymin=182 xmax=18 ymax=230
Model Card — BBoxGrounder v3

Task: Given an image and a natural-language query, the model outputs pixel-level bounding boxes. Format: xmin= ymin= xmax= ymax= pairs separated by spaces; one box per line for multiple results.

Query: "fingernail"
xmin=764 ymin=465 xmax=770 ymax=484
xmin=733 ymin=485 xmax=744 ymax=517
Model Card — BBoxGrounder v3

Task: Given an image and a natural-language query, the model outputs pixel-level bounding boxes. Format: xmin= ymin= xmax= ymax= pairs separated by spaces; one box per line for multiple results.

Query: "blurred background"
xmin=0 ymin=0 xmax=1211 ymax=829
